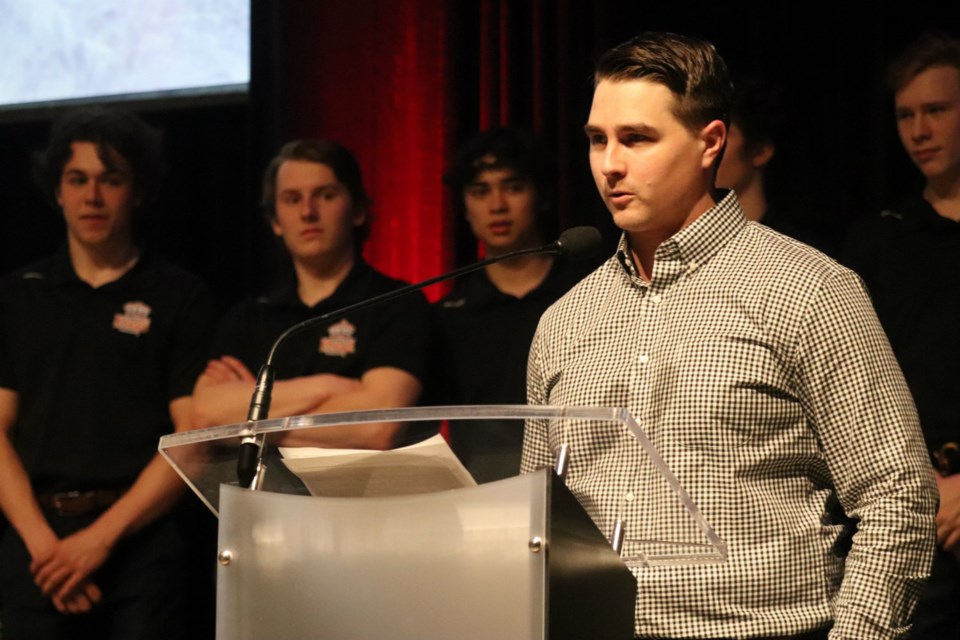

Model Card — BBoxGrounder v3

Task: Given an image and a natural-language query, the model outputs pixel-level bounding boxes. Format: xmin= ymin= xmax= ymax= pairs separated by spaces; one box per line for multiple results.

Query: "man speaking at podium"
xmin=521 ymin=32 xmax=937 ymax=639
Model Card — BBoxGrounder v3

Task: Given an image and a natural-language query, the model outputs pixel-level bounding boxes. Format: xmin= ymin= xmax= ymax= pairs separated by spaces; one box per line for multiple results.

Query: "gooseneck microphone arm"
xmin=236 ymin=225 xmax=603 ymax=488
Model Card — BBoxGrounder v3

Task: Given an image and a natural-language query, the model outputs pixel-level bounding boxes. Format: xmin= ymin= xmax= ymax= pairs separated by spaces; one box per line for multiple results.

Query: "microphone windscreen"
xmin=556 ymin=226 xmax=603 ymax=260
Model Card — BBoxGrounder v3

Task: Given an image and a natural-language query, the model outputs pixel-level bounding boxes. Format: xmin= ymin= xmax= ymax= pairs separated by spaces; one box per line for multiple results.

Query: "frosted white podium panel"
xmin=217 ymin=468 xmax=637 ymax=640
xmin=159 ymin=405 xmax=727 ymax=639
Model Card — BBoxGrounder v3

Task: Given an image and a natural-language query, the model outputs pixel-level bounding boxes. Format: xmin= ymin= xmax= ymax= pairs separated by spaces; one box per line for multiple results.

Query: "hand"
xmin=198 ymin=356 xmax=256 ymax=387
xmin=935 ymin=472 xmax=960 ymax=552
xmin=51 ymin=580 xmax=103 ymax=614
xmin=30 ymin=525 xmax=113 ymax=603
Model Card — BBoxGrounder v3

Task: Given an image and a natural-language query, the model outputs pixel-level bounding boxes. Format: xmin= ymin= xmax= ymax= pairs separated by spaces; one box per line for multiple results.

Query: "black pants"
xmin=0 ymin=504 xmax=215 ymax=640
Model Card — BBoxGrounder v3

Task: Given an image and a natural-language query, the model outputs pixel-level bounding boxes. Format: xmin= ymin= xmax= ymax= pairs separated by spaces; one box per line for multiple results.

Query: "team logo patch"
xmin=319 ymin=318 xmax=356 ymax=357
xmin=113 ymin=301 xmax=152 ymax=336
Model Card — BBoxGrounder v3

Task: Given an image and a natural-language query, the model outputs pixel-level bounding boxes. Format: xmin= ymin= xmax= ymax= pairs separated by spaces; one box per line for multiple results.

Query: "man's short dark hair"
xmin=444 ymin=127 xmax=550 ymax=196
xmin=886 ymin=31 xmax=960 ymax=93
xmin=594 ymin=31 xmax=734 ymax=132
xmin=32 ymin=106 xmax=164 ymax=209
xmin=444 ymin=126 xmax=555 ymax=237
xmin=260 ymin=139 xmax=373 ymax=247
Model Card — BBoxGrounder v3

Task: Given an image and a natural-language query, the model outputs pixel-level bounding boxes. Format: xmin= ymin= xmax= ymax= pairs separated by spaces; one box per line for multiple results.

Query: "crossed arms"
xmin=191 ymin=355 xmax=422 ymax=450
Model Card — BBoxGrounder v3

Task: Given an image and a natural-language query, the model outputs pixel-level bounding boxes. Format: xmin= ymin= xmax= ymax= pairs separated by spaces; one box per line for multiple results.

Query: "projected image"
xmin=0 ymin=0 xmax=250 ymax=109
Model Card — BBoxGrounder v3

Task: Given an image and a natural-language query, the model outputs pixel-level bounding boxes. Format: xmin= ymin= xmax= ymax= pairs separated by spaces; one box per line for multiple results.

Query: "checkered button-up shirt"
xmin=521 ymin=191 xmax=937 ymax=639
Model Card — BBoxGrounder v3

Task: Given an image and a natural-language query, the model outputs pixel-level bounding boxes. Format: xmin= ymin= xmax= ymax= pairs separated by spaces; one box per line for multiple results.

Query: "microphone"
xmin=236 ymin=226 xmax=603 ymax=487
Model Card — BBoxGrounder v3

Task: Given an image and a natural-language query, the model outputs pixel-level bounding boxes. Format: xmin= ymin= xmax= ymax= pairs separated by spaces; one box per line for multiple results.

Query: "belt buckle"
xmin=50 ymin=490 xmax=84 ymax=513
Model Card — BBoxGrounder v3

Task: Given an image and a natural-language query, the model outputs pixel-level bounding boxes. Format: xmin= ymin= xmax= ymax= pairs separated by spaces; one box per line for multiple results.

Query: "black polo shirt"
xmin=211 ymin=259 xmax=433 ymax=391
xmin=843 ymin=194 xmax=960 ymax=450
xmin=0 ymin=248 xmax=215 ymax=492
xmin=433 ymin=258 xmax=593 ymax=481
xmin=761 ymin=203 xmax=838 ymax=258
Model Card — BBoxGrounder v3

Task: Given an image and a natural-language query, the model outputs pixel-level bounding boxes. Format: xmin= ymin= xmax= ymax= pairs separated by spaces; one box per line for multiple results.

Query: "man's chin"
xmin=610 ymin=208 xmax=652 ymax=232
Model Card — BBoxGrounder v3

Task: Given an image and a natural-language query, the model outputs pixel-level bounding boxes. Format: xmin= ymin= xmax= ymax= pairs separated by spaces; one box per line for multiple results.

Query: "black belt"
xmin=36 ymin=489 xmax=123 ymax=517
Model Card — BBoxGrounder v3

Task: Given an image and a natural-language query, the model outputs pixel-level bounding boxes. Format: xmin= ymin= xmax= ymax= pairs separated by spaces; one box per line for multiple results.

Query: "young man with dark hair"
xmin=522 ymin=32 xmax=936 ymax=639
xmin=0 ymin=106 xmax=216 ymax=639
xmin=843 ymin=30 xmax=960 ymax=640
xmin=192 ymin=139 xmax=432 ymax=449
xmin=435 ymin=127 xmax=595 ymax=482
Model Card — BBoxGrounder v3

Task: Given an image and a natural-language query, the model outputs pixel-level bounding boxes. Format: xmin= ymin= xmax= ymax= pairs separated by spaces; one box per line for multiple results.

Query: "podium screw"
xmin=218 ymin=550 xmax=234 ymax=566
xmin=528 ymin=536 xmax=545 ymax=553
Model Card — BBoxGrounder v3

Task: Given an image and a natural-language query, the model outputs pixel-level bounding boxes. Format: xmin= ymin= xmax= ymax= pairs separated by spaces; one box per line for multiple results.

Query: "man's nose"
xmin=84 ymin=180 xmax=104 ymax=203
xmin=490 ymin=187 xmax=508 ymax=212
xmin=601 ymin=143 xmax=626 ymax=180
xmin=911 ymin=113 xmax=931 ymax=141
xmin=301 ymin=196 xmax=319 ymax=219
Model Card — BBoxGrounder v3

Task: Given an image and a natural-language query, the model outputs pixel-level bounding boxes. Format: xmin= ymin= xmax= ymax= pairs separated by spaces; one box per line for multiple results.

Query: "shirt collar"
xmin=44 ymin=245 xmax=79 ymax=284
xmin=38 ymin=244 xmax=151 ymax=289
xmin=463 ymin=257 xmax=571 ymax=303
xmin=615 ymin=189 xmax=746 ymax=282
xmin=262 ymin=259 xmax=373 ymax=309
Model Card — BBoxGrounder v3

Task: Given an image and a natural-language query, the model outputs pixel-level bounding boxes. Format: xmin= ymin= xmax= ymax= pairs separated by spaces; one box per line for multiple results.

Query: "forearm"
xmin=80 ymin=453 xmax=186 ymax=549
xmin=0 ymin=432 xmax=58 ymax=558
xmin=277 ymin=368 xmax=421 ymax=450
xmin=193 ymin=377 xmax=339 ymax=428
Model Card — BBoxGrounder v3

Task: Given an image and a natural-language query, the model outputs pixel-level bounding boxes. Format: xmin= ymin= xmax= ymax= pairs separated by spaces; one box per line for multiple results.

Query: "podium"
xmin=159 ymin=405 xmax=726 ymax=639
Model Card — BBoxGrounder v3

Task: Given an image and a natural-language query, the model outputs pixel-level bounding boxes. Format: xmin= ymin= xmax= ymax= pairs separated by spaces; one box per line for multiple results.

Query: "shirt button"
xmin=638 ymin=354 xmax=649 ymax=364
xmin=650 ymin=294 xmax=662 ymax=304
xmin=624 ymin=492 xmax=636 ymax=502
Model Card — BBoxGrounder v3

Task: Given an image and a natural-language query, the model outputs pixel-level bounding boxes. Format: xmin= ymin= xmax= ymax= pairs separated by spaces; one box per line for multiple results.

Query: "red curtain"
xmin=456 ymin=0 xmax=609 ymax=248
xmin=265 ymin=0 xmax=612 ymax=297
xmin=271 ymin=1 xmax=455 ymax=300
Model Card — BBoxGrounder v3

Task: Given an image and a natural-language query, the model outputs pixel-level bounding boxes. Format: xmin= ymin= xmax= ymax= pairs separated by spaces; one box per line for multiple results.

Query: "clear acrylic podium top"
xmin=159 ymin=404 xmax=726 ymax=569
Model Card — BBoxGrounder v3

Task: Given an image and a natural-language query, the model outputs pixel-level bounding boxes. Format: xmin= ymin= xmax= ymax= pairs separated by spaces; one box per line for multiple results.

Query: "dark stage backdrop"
xmin=0 ymin=1 xmax=955 ymax=307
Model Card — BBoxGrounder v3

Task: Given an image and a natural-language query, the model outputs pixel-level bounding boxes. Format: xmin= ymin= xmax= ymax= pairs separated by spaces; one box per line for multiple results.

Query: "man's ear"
xmin=751 ymin=142 xmax=775 ymax=170
xmin=352 ymin=205 xmax=368 ymax=228
xmin=701 ymin=119 xmax=726 ymax=170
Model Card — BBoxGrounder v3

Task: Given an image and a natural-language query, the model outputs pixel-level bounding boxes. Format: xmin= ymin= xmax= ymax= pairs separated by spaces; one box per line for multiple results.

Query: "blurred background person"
xmin=843 ymin=31 xmax=960 ymax=640
xmin=434 ymin=127 xmax=597 ymax=482
xmin=0 ymin=106 xmax=216 ymax=640
xmin=192 ymin=139 xmax=433 ymax=450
